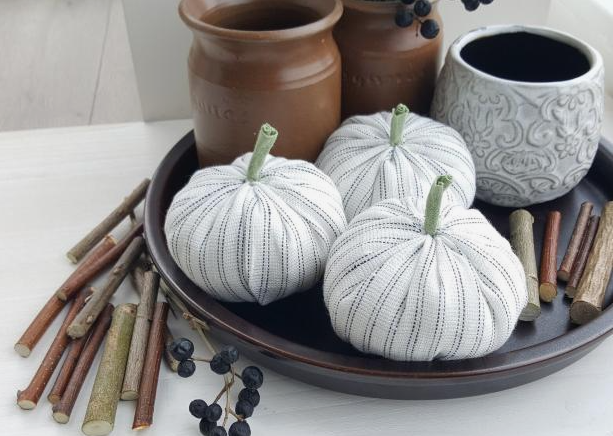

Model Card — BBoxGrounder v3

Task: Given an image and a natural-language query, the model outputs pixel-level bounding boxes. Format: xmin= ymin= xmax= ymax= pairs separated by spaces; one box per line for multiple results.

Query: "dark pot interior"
xmin=460 ymin=31 xmax=591 ymax=83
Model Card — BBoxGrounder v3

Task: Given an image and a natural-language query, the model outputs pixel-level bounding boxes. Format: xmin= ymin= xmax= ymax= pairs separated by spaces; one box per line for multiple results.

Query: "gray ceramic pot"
xmin=432 ymin=25 xmax=604 ymax=207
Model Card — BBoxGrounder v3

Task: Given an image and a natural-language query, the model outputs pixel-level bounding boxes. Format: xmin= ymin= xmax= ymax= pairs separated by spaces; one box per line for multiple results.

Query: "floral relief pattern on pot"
xmin=432 ymin=25 xmax=604 ymax=207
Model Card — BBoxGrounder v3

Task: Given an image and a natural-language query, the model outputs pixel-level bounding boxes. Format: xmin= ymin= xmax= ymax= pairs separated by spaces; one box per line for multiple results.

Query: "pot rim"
xmin=179 ymin=0 xmax=343 ymax=42
xmin=449 ymin=24 xmax=603 ymax=87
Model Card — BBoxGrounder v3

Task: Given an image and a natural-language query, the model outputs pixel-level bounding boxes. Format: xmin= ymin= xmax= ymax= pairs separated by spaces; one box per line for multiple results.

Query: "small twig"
xmin=66 ymin=179 xmax=150 ymax=263
xmin=17 ymin=289 xmax=91 ymax=409
xmin=539 ymin=211 xmax=562 ymax=302
xmin=14 ymin=236 xmax=116 ymax=357
xmin=57 ymin=224 xmax=143 ymax=301
xmin=191 ymin=356 xmax=212 ymax=363
xmin=68 ymin=237 xmax=145 ymax=338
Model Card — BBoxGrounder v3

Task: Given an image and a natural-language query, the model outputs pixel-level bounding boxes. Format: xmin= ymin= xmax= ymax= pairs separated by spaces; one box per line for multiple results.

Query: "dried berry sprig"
xmin=369 ymin=0 xmax=497 ymax=39
xmin=163 ymin=284 xmax=263 ymax=436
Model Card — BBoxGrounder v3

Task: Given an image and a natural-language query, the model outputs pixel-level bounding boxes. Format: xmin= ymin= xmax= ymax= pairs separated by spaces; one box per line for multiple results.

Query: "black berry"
xmin=170 ymin=337 xmax=194 ymax=361
xmin=238 ymin=388 xmax=260 ymax=408
xmin=210 ymin=426 xmax=228 ymax=436
xmin=219 ymin=345 xmax=240 ymax=365
xmin=241 ymin=366 xmax=264 ymax=390
xmin=200 ymin=419 xmax=216 ymax=436
xmin=395 ymin=9 xmax=414 ymax=28
xmin=178 ymin=359 xmax=196 ymax=378
xmin=229 ymin=421 xmax=251 ymax=436
xmin=235 ymin=400 xmax=254 ymax=418
xmin=413 ymin=0 xmax=432 ymax=17
xmin=210 ymin=354 xmax=231 ymax=375
xmin=204 ymin=403 xmax=223 ymax=422
xmin=462 ymin=0 xmax=480 ymax=11
xmin=190 ymin=399 xmax=208 ymax=418
xmin=401 ymin=0 xmax=416 ymax=4
xmin=420 ymin=19 xmax=440 ymax=39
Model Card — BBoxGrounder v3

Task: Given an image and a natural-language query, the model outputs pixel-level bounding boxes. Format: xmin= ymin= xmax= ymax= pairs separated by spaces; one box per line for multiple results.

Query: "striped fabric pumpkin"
xmin=316 ymin=104 xmax=476 ymax=222
xmin=165 ymin=124 xmax=347 ymax=305
xmin=323 ymin=176 xmax=527 ymax=361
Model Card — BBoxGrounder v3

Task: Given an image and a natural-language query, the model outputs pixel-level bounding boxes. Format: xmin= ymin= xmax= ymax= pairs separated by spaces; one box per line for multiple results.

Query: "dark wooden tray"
xmin=145 ymin=132 xmax=613 ymax=399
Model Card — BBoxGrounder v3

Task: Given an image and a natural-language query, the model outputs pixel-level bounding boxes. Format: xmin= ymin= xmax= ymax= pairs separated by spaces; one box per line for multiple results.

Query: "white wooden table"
xmin=2 ymin=120 xmax=612 ymax=436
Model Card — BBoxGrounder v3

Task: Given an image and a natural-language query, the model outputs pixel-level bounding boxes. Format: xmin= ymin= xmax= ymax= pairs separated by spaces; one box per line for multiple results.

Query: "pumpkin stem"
xmin=424 ymin=175 xmax=453 ymax=236
xmin=390 ymin=103 xmax=409 ymax=146
xmin=246 ymin=123 xmax=279 ymax=182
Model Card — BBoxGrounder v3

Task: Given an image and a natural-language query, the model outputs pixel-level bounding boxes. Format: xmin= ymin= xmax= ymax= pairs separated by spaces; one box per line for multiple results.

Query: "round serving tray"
xmin=145 ymin=132 xmax=613 ymax=399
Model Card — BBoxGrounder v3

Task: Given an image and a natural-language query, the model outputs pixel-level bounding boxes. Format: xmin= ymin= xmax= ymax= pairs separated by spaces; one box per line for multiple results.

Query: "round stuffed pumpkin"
xmin=323 ymin=176 xmax=527 ymax=361
xmin=316 ymin=104 xmax=476 ymax=222
xmin=165 ymin=124 xmax=347 ymax=305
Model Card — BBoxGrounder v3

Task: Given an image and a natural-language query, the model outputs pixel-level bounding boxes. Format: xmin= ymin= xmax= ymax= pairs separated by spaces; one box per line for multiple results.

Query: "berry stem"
xmin=424 ymin=175 xmax=453 ymax=236
xmin=246 ymin=123 xmax=279 ymax=182
xmin=191 ymin=356 xmax=212 ymax=363
xmin=229 ymin=409 xmax=244 ymax=421
xmin=390 ymin=104 xmax=409 ymax=146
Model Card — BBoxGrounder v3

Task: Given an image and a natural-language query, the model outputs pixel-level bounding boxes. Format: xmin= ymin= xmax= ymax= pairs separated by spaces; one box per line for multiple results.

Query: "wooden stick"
xmin=570 ymin=202 xmax=613 ymax=325
xmin=14 ymin=236 xmax=116 ymax=357
xmin=509 ymin=209 xmax=541 ymax=321
xmin=130 ymin=261 xmax=179 ymax=372
xmin=57 ymin=224 xmax=143 ymax=301
xmin=558 ymin=202 xmax=594 ymax=281
xmin=68 ymin=237 xmax=145 ymax=338
xmin=539 ymin=211 xmax=562 ymax=302
xmin=47 ymin=329 xmax=91 ymax=404
xmin=66 ymin=179 xmax=150 ymax=263
xmin=52 ymin=304 xmax=114 ymax=424
xmin=82 ymin=304 xmax=136 ymax=436
xmin=121 ymin=271 xmax=160 ymax=400
xmin=566 ymin=215 xmax=601 ymax=298
xmin=132 ymin=302 xmax=169 ymax=430
xmin=16 ymin=289 xmax=91 ymax=410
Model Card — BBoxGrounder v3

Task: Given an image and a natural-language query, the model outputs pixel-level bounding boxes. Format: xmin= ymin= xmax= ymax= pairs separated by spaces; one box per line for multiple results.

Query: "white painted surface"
xmin=2 ymin=120 xmax=613 ymax=436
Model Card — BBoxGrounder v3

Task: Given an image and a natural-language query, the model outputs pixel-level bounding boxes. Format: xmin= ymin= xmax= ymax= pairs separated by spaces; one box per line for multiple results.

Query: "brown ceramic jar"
xmin=179 ymin=0 xmax=343 ymax=167
xmin=334 ymin=0 xmax=442 ymax=118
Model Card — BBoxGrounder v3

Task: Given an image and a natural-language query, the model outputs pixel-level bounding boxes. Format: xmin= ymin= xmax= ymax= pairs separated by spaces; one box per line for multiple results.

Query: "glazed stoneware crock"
xmin=432 ymin=25 xmax=604 ymax=207
xmin=334 ymin=0 xmax=442 ymax=118
xmin=179 ymin=0 xmax=343 ymax=167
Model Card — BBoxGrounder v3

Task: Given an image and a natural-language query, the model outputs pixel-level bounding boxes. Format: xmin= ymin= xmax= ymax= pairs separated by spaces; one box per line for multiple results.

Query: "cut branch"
xmin=15 ymin=236 xmax=116 ymax=357
xmin=509 ymin=209 xmax=541 ymax=321
xmin=82 ymin=304 xmax=136 ymax=436
xmin=570 ymin=202 xmax=613 ymax=325
xmin=132 ymin=302 xmax=169 ymax=430
xmin=66 ymin=179 xmax=150 ymax=263
xmin=559 ymin=202 xmax=593 ymax=281
xmin=566 ymin=215 xmax=600 ymax=298
xmin=68 ymin=237 xmax=145 ymax=338
xmin=539 ymin=211 xmax=561 ymax=302
xmin=131 ymin=260 xmax=179 ymax=372
xmin=57 ymin=224 xmax=143 ymax=301
xmin=52 ymin=304 xmax=114 ymax=424
xmin=47 ymin=329 xmax=91 ymax=404
xmin=16 ymin=289 xmax=91 ymax=410
xmin=121 ymin=271 xmax=160 ymax=401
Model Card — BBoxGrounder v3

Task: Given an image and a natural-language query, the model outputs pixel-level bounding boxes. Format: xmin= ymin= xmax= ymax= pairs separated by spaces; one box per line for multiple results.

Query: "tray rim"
xmin=145 ymin=132 xmax=613 ymax=381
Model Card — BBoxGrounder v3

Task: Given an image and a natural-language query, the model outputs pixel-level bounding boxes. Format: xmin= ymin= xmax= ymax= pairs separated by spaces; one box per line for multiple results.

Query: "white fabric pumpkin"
xmin=316 ymin=104 xmax=476 ymax=222
xmin=165 ymin=124 xmax=347 ymax=305
xmin=323 ymin=176 xmax=526 ymax=361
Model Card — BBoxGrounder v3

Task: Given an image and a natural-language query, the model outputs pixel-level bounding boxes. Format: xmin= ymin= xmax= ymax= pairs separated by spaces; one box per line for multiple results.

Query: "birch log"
xmin=509 ymin=209 xmax=541 ymax=321
xmin=82 ymin=304 xmax=136 ymax=436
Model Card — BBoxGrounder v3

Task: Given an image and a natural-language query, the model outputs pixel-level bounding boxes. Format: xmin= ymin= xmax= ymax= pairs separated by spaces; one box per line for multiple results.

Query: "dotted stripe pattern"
xmin=316 ymin=111 xmax=477 ymax=222
xmin=165 ymin=152 xmax=347 ymax=306
xmin=323 ymin=198 xmax=527 ymax=362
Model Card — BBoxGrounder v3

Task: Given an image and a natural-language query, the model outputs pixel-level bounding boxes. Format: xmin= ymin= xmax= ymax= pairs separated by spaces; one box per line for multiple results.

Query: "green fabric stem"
xmin=389 ymin=103 xmax=409 ymax=146
xmin=424 ymin=175 xmax=453 ymax=236
xmin=247 ymin=123 xmax=279 ymax=182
